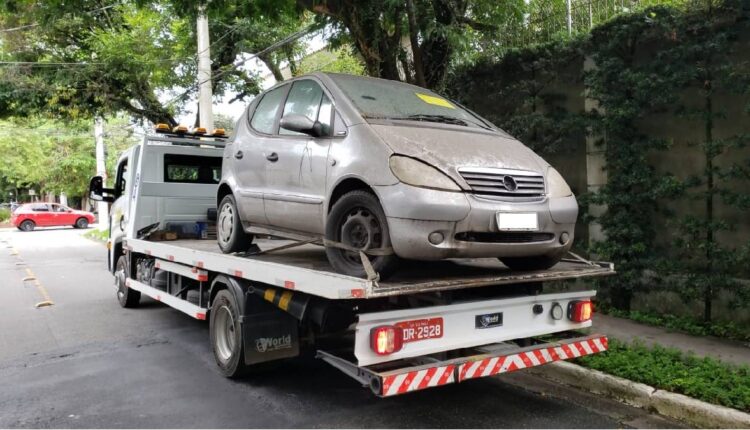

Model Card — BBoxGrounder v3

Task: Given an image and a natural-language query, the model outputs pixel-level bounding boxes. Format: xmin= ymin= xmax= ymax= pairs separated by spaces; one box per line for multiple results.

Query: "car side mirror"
xmin=89 ymin=176 xmax=115 ymax=203
xmin=279 ymin=114 xmax=322 ymax=137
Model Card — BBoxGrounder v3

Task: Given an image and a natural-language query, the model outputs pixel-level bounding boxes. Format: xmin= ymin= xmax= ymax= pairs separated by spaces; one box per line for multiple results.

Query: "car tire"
xmin=325 ymin=190 xmax=400 ymax=279
xmin=499 ymin=255 xmax=562 ymax=271
xmin=217 ymin=194 xmax=254 ymax=254
xmin=115 ymin=255 xmax=140 ymax=308
xmin=210 ymin=290 xmax=248 ymax=378
xmin=19 ymin=220 xmax=35 ymax=232
xmin=74 ymin=217 xmax=89 ymax=229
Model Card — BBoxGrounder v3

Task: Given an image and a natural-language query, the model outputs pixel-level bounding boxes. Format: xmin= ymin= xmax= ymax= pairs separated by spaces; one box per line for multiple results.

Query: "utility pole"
xmin=94 ymin=116 xmax=109 ymax=230
xmin=197 ymin=4 xmax=214 ymax=131
xmin=567 ymin=0 xmax=573 ymax=35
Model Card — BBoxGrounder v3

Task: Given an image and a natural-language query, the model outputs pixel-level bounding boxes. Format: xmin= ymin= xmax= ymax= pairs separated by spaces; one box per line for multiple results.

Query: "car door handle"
xmin=234 ymin=151 xmax=243 ymax=159
xmin=266 ymin=152 xmax=279 ymax=162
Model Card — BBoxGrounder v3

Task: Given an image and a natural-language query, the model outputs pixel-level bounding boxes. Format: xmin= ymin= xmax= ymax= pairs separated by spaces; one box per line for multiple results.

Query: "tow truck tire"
xmin=217 ymin=194 xmax=253 ymax=254
xmin=325 ymin=190 xmax=400 ymax=279
xmin=19 ymin=220 xmax=35 ymax=232
xmin=74 ymin=217 xmax=89 ymax=229
xmin=210 ymin=289 xmax=247 ymax=378
xmin=115 ymin=255 xmax=140 ymax=308
xmin=499 ymin=255 xmax=561 ymax=271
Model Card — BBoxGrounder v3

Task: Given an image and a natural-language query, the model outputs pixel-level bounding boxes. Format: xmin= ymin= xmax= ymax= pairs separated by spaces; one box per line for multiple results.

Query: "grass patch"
xmin=84 ymin=228 xmax=108 ymax=242
xmin=576 ymin=338 xmax=750 ymax=412
xmin=602 ymin=308 xmax=750 ymax=342
xmin=0 ymin=208 xmax=9 ymax=223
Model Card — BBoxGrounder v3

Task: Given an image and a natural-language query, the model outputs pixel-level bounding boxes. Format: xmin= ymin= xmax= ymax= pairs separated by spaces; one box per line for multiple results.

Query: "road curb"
xmin=529 ymin=361 xmax=750 ymax=429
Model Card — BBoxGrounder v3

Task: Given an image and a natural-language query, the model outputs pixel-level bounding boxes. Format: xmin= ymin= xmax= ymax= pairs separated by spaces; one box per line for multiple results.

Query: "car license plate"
xmin=497 ymin=212 xmax=538 ymax=231
xmin=396 ymin=317 xmax=444 ymax=343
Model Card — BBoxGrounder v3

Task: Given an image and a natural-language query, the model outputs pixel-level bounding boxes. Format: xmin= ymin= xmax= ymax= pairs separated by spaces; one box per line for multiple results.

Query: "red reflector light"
xmin=370 ymin=325 xmax=404 ymax=355
xmin=568 ymin=300 xmax=593 ymax=322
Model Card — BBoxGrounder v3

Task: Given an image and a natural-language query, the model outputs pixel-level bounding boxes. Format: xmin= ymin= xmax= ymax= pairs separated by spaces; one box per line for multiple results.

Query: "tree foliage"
xmin=0 ymin=116 xmax=138 ymax=202
xmin=297 ymin=0 xmax=526 ymax=90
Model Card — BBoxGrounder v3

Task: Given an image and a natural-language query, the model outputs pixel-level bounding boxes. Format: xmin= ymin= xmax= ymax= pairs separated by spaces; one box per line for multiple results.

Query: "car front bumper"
xmin=374 ymin=183 xmax=577 ymax=260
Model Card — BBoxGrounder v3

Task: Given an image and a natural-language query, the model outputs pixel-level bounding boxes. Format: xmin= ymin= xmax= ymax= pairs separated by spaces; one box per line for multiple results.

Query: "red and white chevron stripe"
xmin=458 ymin=336 xmax=608 ymax=382
xmin=381 ymin=364 xmax=455 ymax=397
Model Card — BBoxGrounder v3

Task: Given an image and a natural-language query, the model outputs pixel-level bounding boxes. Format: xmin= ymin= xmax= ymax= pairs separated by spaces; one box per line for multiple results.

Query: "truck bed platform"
xmin=125 ymin=237 xmax=614 ymax=300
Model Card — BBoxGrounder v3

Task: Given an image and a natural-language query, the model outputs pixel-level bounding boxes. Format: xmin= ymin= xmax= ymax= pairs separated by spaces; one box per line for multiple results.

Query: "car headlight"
xmin=546 ymin=167 xmax=573 ymax=198
xmin=389 ymin=155 xmax=461 ymax=191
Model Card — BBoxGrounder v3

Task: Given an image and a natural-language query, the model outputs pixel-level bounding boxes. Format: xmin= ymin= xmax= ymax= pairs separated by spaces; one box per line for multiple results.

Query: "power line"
xmin=165 ymin=25 xmax=314 ymax=107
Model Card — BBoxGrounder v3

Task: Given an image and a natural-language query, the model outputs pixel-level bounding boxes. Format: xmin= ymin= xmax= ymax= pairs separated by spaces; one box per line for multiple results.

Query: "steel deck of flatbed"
xmin=125 ymin=237 xmax=614 ymax=300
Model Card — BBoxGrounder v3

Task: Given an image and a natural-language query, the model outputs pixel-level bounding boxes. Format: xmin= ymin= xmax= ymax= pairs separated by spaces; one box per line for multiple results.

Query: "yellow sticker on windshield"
xmin=415 ymin=93 xmax=455 ymax=109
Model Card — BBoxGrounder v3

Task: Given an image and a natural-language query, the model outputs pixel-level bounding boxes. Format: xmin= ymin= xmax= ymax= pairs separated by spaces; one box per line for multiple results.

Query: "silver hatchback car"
xmin=218 ymin=72 xmax=577 ymax=278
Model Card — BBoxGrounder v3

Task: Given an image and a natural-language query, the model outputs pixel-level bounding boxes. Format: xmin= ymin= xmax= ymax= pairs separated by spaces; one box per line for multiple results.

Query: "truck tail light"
xmin=568 ymin=300 xmax=593 ymax=322
xmin=370 ymin=325 xmax=404 ymax=355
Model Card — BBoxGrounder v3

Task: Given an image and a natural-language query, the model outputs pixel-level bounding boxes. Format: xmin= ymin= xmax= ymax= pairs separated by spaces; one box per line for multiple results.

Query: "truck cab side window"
xmin=115 ymin=159 xmax=129 ymax=198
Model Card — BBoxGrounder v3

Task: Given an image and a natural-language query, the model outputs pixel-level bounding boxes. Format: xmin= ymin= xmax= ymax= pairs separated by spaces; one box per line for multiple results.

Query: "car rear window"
xmin=164 ymin=154 xmax=222 ymax=184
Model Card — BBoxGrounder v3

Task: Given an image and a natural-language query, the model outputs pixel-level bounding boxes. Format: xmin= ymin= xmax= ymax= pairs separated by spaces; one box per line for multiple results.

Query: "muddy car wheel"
xmin=325 ymin=190 xmax=399 ymax=279
xmin=499 ymin=255 xmax=561 ymax=271
xmin=217 ymin=194 xmax=253 ymax=254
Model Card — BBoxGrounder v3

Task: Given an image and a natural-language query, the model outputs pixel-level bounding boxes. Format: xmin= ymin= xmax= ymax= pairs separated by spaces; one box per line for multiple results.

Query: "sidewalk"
xmin=594 ymin=314 xmax=750 ymax=367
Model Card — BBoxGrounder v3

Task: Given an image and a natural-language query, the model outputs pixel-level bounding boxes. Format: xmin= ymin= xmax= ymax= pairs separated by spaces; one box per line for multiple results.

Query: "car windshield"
xmin=330 ymin=74 xmax=493 ymax=130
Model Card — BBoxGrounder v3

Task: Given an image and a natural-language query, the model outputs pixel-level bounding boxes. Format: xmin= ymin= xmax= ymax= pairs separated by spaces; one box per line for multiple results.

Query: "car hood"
xmin=370 ymin=123 xmax=549 ymax=187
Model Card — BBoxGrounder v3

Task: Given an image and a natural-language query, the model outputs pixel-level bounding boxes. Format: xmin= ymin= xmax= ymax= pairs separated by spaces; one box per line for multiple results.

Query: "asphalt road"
xmin=0 ymin=227 xmax=681 ymax=428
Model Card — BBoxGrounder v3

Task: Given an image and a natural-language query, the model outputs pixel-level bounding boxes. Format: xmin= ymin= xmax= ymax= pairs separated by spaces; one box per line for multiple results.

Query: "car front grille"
xmin=458 ymin=167 xmax=545 ymax=201
xmin=455 ymin=232 xmax=555 ymax=244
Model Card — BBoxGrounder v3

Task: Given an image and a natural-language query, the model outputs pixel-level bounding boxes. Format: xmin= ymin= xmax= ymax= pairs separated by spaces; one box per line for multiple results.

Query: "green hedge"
xmin=0 ymin=208 xmax=9 ymax=223
xmin=577 ymin=339 xmax=750 ymax=411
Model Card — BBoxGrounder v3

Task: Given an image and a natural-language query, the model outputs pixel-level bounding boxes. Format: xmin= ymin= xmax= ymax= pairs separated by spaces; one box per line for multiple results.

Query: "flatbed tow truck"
xmin=89 ymin=128 xmax=614 ymax=397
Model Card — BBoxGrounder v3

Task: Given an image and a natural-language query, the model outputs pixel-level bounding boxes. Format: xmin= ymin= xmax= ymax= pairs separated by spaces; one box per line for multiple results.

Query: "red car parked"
xmin=11 ymin=203 xmax=95 ymax=231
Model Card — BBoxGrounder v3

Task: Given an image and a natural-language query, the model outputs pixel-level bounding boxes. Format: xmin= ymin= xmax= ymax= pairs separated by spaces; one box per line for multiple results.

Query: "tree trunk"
xmin=405 ymin=0 xmax=426 ymax=87
xmin=260 ymin=54 xmax=285 ymax=82
xmin=704 ymin=72 xmax=714 ymax=323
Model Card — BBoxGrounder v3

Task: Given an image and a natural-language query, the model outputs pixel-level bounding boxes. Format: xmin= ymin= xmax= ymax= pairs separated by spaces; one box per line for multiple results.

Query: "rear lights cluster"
xmin=370 ymin=325 xmax=404 ymax=355
xmin=567 ymin=300 xmax=593 ymax=322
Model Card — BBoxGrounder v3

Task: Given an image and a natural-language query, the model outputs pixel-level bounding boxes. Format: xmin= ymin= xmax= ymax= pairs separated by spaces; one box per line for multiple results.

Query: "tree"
xmin=666 ymin=0 xmax=750 ymax=322
xmin=585 ymin=7 xmax=683 ymax=311
xmin=297 ymin=0 xmax=526 ymax=90
xmin=297 ymin=46 xmax=365 ymax=76
xmin=0 ymin=116 xmax=138 ymax=203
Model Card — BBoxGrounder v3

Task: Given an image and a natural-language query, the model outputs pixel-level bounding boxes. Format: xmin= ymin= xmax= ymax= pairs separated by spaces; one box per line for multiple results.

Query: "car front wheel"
xmin=74 ymin=217 xmax=89 ymax=229
xmin=217 ymin=194 xmax=253 ymax=254
xmin=325 ymin=190 xmax=400 ymax=279
xmin=19 ymin=220 xmax=35 ymax=232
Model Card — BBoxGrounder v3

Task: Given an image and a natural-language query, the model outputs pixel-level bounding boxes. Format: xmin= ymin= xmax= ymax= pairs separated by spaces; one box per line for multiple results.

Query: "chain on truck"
xmin=88 ymin=125 xmax=615 ymax=397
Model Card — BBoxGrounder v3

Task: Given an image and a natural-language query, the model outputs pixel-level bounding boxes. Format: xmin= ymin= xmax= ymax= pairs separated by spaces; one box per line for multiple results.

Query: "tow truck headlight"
xmin=389 ymin=155 xmax=461 ymax=192
xmin=547 ymin=167 xmax=572 ymax=198
xmin=567 ymin=300 xmax=593 ymax=322
xmin=370 ymin=325 xmax=404 ymax=355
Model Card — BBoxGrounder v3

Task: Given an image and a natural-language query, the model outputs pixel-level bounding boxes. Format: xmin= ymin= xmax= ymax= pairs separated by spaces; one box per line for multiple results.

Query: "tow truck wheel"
xmin=210 ymin=290 xmax=247 ymax=378
xmin=115 ymin=255 xmax=140 ymax=308
xmin=217 ymin=194 xmax=253 ymax=254
xmin=19 ymin=220 xmax=35 ymax=232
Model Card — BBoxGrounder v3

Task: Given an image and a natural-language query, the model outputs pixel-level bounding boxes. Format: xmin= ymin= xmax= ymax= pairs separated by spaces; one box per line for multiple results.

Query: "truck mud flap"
xmin=317 ymin=334 xmax=608 ymax=397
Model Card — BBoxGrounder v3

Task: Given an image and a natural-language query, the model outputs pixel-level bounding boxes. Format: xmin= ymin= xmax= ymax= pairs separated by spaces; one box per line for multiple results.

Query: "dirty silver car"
xmin=217 ymin=72 xmax=578 ymax=278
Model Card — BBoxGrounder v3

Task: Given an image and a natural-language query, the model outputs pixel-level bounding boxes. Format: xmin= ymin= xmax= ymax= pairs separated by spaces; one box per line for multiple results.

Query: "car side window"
xmin=280 ymin=80 xmax=327 ymax=136
xmin=31 ymin=204 xmax=49 ymax=212
xmin=250 ymin=86 xmax=286 ymax=134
